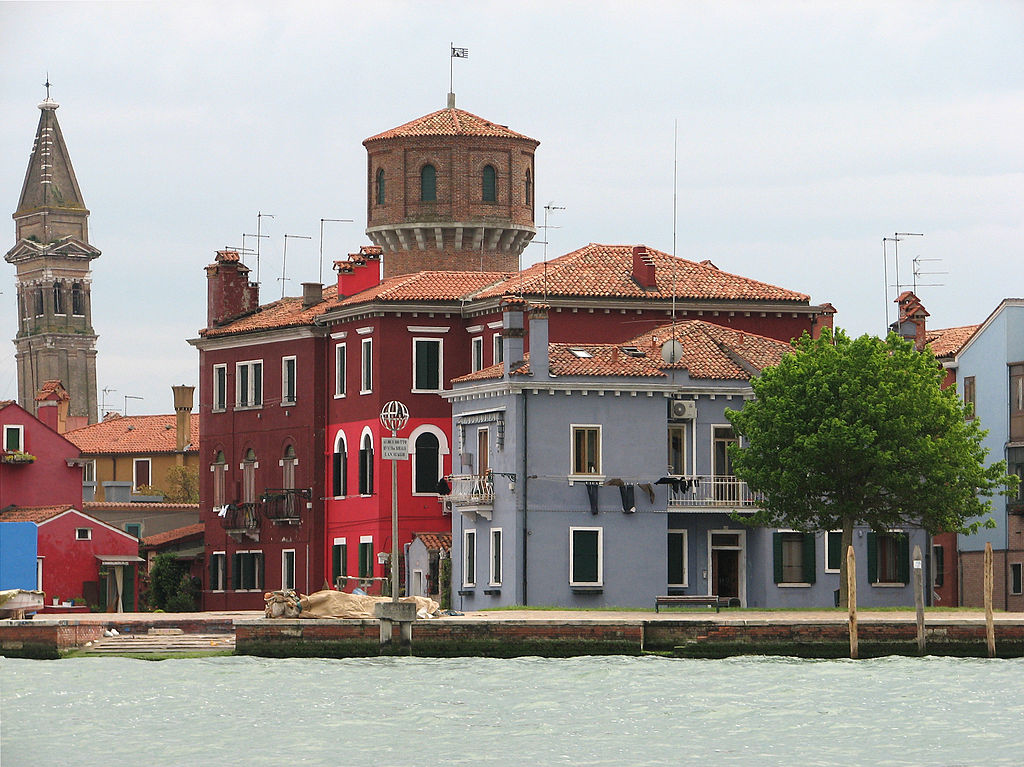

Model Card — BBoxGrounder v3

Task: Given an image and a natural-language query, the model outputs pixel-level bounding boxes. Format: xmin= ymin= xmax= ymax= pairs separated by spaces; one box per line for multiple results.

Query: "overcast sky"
xmin=2 ymin=1 xmax=1022 ymax=416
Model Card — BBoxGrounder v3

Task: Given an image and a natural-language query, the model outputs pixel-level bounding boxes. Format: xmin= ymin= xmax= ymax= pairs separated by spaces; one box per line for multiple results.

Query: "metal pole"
xmin=391 ymin=423 xmax=399 ymax=602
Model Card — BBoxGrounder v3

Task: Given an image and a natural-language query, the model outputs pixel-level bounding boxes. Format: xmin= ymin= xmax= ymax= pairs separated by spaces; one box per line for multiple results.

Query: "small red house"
xmin=0 ymin=505 xmax=141 ymax=611
xmin=1 ymin=399 xmax=84 ymax=509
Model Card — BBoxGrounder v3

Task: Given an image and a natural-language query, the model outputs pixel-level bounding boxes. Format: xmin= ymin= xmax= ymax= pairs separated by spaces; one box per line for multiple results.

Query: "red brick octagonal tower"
xmin=364 ymin=95 xmax=539 ymax=278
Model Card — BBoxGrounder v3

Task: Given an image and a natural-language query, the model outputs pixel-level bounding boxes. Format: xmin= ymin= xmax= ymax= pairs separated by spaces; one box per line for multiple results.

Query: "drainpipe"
xmin=521 ymin=393 xmax=529 ymax=606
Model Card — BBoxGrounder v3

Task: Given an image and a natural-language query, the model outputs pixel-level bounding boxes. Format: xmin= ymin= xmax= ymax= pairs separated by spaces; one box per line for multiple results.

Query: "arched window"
xmin=420 ymin=164 xmax=437 ymax=202
xmin=52 ymin=282 xmax=65 ymax=315
xmin=242 ymin=448 xmax=257 ymax=504
xmin=34 ymin=287 xmax=44 ymax=316
xmin=359 ymin=433 xmax=374 ymax=495
xmin=282 ymin=445 xmax=296 ymax=490
xmin=332 ymin=431 xmax=348 ymax=497
xmin=212 ymin=450 xmax=227 ymax=508
xmin=482 ymin=165 xmax=496 ymax=202
xmin=376 ymin=168 xmax=385 ymax=205
xmin=71 ymin=282 xmax=84 ymax=316
xmin=525 ymin=168 xmax=533 ymax=206
xmin=413 ymin=432 xmax=441 ymax=494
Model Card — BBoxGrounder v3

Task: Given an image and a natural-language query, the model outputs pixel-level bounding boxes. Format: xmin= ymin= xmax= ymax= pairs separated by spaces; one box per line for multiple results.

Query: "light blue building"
xmin=951 ymin=299 xmax=1024 ymax=609
xmin=0 ymin=521 xmax=38 ymax=591
xmin=444 ymin=303 xmax=927 ymax=609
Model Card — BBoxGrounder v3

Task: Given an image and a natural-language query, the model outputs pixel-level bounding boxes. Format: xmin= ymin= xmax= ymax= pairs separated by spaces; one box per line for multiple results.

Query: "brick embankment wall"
xmin=0 ymin=620 xmax=104 ymax=658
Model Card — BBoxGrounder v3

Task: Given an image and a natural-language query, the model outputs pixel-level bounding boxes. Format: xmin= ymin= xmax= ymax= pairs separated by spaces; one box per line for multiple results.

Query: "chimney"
xmin=336 ymin=246 xmax=382 ymax=298
xmin=34 ymin=380 xmax=70 ymax=434
xmin=528 ymin=303 xmax=550 ymax=379
xmin=632 ymin=245 xmax=657 ymax=289
xmin=206 ymin=250 xmax=259 ymax=328
xmin=171 ymin=385 xmax=195 ymax=453
xmin=302 ymin=282 xmax=323 ymax=309
xmin=501 ymin=297 xmax=527 ymax=377
xmin=891 ymin=292 xmax=929 ymax=350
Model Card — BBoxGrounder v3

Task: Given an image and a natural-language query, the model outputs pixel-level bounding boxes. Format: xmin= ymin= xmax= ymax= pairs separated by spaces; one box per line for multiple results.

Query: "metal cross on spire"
xmin=44 ymin=73 xmax=51 ymax=99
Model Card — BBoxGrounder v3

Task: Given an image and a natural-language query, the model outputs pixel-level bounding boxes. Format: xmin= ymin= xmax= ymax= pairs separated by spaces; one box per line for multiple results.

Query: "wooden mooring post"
xmin=847 ymin=545 xmax=858 ymax=660
xmin=913 ymin=545 xmax=925 ymax=655
xmin=985 ymin=542 xmax=996 ymax=658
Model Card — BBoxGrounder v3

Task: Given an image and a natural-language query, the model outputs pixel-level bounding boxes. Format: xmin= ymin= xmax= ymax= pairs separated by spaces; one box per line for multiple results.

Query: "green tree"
xmin=147 ymin=552 xmax=197 ymax=612
xmin=164 ymin=465 xmax=200 ymax=503
xmin=726 ymin=328 xmax=1016 ymax=607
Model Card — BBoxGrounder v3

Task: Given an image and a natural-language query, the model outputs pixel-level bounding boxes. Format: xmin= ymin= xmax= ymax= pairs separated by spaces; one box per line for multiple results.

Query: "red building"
xmin=1 ymin=398 xmax=83 ymax=509
xmin=191 ymin=101 xmax=835 ymax=609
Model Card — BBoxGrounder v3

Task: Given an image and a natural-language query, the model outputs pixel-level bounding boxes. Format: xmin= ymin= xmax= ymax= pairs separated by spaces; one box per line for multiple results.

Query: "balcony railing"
xmin=219 ymin=502 xmax=261 ymax=532
xmin=446 ymin=474 xmax=494 ymax=505
xmin=666 ymin=475 xmax=761 ymax=508
xmin=260 ymin=488 xmax=312 ymax=523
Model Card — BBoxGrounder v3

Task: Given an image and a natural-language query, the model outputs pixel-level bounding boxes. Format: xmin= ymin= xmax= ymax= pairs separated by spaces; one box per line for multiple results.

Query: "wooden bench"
xmin=654 ymin=595 xmax=728 ymax=613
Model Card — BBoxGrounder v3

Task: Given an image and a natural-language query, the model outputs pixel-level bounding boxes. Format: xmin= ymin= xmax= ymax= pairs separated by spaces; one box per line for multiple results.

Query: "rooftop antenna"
xmin=320 ymin=218 xmax=352 ymax=285
xmin=256 ymin=212 xmax=275 ymax=285
xmin=101 ymin=386 xmax=116 ymax=415
xmin=124 ymin=394 xmax=143 ymax=416
xmin=242 ymin=233 xmax=267 ymax=263
xmin=541 ymin=203 xmax=565 ymax=301
xmin=669 ymin=119 xmax=679 ymax=361
xmin=449 ymin=44 xmax=468 ymax=107
xmin=280 ymin=234 xmax=312 ymax=298
xmin=881 ymin=232 xmax=923 ymax=330
xmin=912 ymin=255 xmax=946 ymax=294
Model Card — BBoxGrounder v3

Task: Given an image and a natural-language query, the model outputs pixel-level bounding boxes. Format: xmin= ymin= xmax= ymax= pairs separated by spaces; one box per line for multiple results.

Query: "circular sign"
xmin=380 ymin=400 xmax=410 ymax=433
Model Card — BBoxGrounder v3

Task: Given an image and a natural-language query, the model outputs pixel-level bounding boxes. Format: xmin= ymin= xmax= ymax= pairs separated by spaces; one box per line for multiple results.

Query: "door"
xmin=709 ymin=530 xmax=745 ymax=605
xmin=713 ymin=426 xmax=738 ymax=503
xmin=713 ymin=549 xmax=739 ymax=599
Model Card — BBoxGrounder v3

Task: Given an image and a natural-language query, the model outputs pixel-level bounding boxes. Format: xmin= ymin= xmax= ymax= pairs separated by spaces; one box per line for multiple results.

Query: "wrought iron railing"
xmin=219 ymin=502 xmax=261 ymax=531
xmin=260 ymin=488 xmax=312 ymax=522
xmin=445 ymin=474 xmax=495 ymax=505
xmin=666 ymin=475 xmax=760 ymax=508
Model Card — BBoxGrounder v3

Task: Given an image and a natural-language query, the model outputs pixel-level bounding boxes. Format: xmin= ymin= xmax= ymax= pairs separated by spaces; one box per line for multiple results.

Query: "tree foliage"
xmin=147 ymin=552 xmax=197 ymax=612
xmin=726 ymin=329 xmax=1015 ymax=536
xmin=164 ymin=465 xmax=200 ymax=503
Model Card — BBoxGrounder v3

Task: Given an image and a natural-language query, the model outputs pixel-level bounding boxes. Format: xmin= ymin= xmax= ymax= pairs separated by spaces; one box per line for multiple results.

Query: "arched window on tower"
xmin=71 ymin=282 xmax=84 ymax=316
xmin=376 ymin=168 xmax=385 ymax=205
xmin=525 ymin=168 xmax=533 ymax=206
xmin=420 ymin=164 xmax=437 ymax=203
xmin=34 ymin=287 xmax=44 ymax=317
xmin=52 ymin=282 xmax=65 ymax=315
xmin=482 ymin=165 xmax=497 ymax=203
xmin=413 ymin=432 xmax=441 ymax=494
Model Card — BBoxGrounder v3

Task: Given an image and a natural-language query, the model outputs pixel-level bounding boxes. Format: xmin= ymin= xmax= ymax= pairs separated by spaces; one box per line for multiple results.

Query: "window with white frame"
xmin=36 ymin=557 xmax=43 ymax=591
xmin=232 ymin=550 xmax=263 ymax=590
xmin=133 ymin=458 xmax=151 ymax=491
xmin=668 ymin=529 xmax=687 ymax=587
xmin=76 ymin=527 xmax=92 ymax=541
xmin=282 ymin=549 xmax=296 ymax=590
xmin=3 ymin=424 xmax=24 ymax=452
xmin=359 ymin=432 xmax=374 ymax=495
xmin=212 ymin=451 xmax=227 ymax=507
xmin=490 ymin=528 xmax=502 ymax=586
xmin=463 ymin=529 xmax=476 ymax=587
xmin=570 ymin=527 xmax=602 ymax=586
xmin=209 ymin=552 xmax=226 ymax=591
xmin=825 ymin=531 xmax=843 ymax=573
xmin=493 ymin=333 xmax=504 ymax=365
xmin=358 ymin=536 xmax=374 ymax=578
xmin=335 ymin=343 xmax=347 ymax=397
xmin=774 ymin=531 xmax=815 ymax=584
xmin=332 ymin=538 xmax=347 ymax=587
xmin=471 ymin=336 xmax=484 ymax=372
xmin=667 ymin=424 xmax=686 ymax=475
xmin=413 ymin=431 xmax=442 ymax=494
xmin=236 ymin=360 xmax=263 ymax=408
xmin=213 ymin=364 xmax=227 ymax=411
xmin=281 ymin=356 xmax=296 ymax=405
xmin=571 ymin=425 xmax=601 ymax=476
xmin=82 ymin=460 xmax=96 ymax=483
xmin=332 ymin=431 xmax=348 ymax=497
xmin=361 ymin=339 xmax=373 ymax=393
xmin=413 ymin=338 xmax=443 ymax=391
xmin=242 ymin=449 xmax=257 ymax=504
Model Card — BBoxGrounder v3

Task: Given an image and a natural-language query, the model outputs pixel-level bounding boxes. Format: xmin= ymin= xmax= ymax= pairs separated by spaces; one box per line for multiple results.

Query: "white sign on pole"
xmin=381 ymin=437 xmax=409 ymax=460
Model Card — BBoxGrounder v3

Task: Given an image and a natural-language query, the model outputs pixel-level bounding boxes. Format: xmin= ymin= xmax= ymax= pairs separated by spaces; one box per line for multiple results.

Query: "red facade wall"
xmin=0 ymin=403 xmax=82 ymax=508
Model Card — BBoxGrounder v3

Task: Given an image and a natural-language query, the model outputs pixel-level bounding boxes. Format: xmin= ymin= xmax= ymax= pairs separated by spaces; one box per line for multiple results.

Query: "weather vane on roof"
xmin=449 ymin=43 xmax=468 ymax=107
xmin=44 ymin=73 xmax=52 ymax=100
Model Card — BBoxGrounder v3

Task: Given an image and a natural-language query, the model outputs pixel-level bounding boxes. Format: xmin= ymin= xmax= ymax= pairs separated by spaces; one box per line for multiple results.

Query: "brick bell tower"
xmin=5 ymin=87 xmax=100 ymax=423
xmin=363 ymin=94 xmax=539 ymax=278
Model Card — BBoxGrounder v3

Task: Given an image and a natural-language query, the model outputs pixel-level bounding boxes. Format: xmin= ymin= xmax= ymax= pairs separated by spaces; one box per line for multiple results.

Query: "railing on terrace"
xmin=219 ymin=502 xmax=261 ymax=531
xmin=260 ymin=488 xmax=312 ymax=523
xmin=446 ymin=474 xmax=494 ymax=505
xmin=666 ymin=475 xmax=761 ymax=508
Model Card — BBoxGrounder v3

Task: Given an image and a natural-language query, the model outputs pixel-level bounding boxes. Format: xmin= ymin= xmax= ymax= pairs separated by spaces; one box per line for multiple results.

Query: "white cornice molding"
xmin=188 ymin=325 xmax=325 ymax=351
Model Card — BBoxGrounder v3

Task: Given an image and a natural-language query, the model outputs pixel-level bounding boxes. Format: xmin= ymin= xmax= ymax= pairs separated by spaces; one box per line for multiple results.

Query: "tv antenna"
xmin=280 ymin=234 xmax=312 ymax=298
xmin=912 ymin=255 xmax=946 ymax=294
xmin=256 ymin=212 xmax=275 ymax=285
xmin=541 ymin=203 xmax=565 ymax=301
xmin=101 ymin=386 xmax=116 ymax=415
xmin=124 ymin=394 xmax=143 ymax=416
xmin=881 ymin=231 xmax=923 ymax=329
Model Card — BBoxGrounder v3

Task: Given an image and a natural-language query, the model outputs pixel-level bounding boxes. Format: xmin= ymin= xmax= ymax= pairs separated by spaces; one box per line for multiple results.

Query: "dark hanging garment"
xmin=619 ymin=484 xmax=636 ymax=513
xmin=436 ymin=477 xmax=451 ymax=496
xmin=603 ymin=477 xmax=625 ymax=487
xmin=585 ymin=483 xmax=599 ymax=515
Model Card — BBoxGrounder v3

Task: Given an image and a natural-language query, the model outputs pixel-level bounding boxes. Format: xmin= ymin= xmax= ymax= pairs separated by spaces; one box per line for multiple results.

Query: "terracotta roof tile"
xmin=142 ymin=522 xmax=205 ymax=548
xmin=364 ymin=107 xmax=538 ymax=144
xmin=35 ymin=380 xmax=70 ymax=402
xmin=65 ymin=414 xmax=199 ymax=454
xmin=0 ymin=505 xmax=76 ymax=523
xmin=412 ymin=532 xmax=452 ymax=552
xmin=200 ymin=285 xmax=339 ymax=337
xmin=337 ymin=270 xmax=508 ymax=305
xmin=83 ymin=502 xmax=199 ymax=513
xmin=926 ymin=325 xmax=980 ymax=359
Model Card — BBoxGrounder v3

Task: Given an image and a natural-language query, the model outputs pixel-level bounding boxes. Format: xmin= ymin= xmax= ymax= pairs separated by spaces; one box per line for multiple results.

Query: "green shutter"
xmin=827 ymin=532 xmax=842 ymax=571
xmin=210 ymin=555 xmax=219 ymax=589
xmin=866 ymin=532 xmax=878 ymax=584
xmin=573 ymin=530 xmax=599 ymax=583
xmin=802 ymin=533 xmax=816 ymax=584
xmin=232 ymin=553 xmax=242 ymax=590
xmin=332 ymin=545 xmax=341 ymax=584
xmin=482 ymin=165 xmax=496 ymax=202
xmin=897 ymin=534 xmax=910 ymax=584
xmin=772 ymin=532 xmax=783 ymax=583
xmin=667 ymin=532 xmax=684 ymax=585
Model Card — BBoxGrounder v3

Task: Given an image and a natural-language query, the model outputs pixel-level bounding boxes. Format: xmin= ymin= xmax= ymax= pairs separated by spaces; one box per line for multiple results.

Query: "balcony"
xmin=260 ymin=488 xmax=312 ymax=524
xmin=665 ymin=475 xmax=760 ymax=510
xmin=219 ymin=502 xmax=261 ymax=540
xmin=445 ymin=473 xmax=494 ymax=520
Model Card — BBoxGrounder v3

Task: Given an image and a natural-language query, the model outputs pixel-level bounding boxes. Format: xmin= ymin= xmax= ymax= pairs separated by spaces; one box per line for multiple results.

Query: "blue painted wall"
xmin=0 ymin=522 xmax=38 ymax=591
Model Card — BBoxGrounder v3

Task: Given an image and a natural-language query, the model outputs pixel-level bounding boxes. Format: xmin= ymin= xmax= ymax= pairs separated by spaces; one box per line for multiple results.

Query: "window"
xmin=482 ymin=164 xmax=496 ymax=202
xmin=361 ymin=339 xmax=372 ymax=393
xmin=281 ymin=356 xmax=296 ymax=405
xmin=4 ymin=424 xmax=24 ymax=452
xmin=476 ymin=428 xmax=490 ymax=477
xmin=359 ymin=433 xmax=374 ymax=495
xmin=335 ymin=543 xmax=349 ymax=586
xmin=125 ymin=523 xmax=142 ymax=539
xmin=1011 ymin=364 xmax=1024 ymax=442
xmin=463 ymin=529 xmax=476 ymax=587
xmin=413 ymin=338 xmax=442 ymax=391
xmin=668 ymin=530 xmax=687 ymax=587
xmin=525 ymin=168 xmax=532 ymax=206
xmin=76 ymin=527 xmax=92 ymax=541
xmin=36 ymin=557 xmax=43 ymax=591
xmin=335 ymin=343 xmax=347 ymax=397
xmin=236 ymin=360 xmax=263 ymax=408
xmin=212 ymin=451 xmax=227 ymax=507
xmin=962 ymin=375 xmax=976 ymax=420
xmin=232 ymin=551 xmax=264 ymax=590
xmin=471 ymin=336 xmax=484 ymax=372
xmin=413 ymin=432 xmax=441 ymax=494
xmin=668 ymin=425 xmax=686 ymax=475
xmin=773 ymin=531 xmax=816 ymax=585
xmin=82 ymin=460 xmax=96 ymax=483
xmin=493 ymin=334 xmax=504 ymax=365
xmin=420 ymin=164 xmax=437 ymax=202
xmin=570 ymin=527 xmax=602 ymax=586
xmin=932 ymin=544 xmax=945 ymax=588
xmin=281 ymin=445 xmax=296 ymax=494
xmin=282 ymin=550 xmax=296 ymax=590
xmin=1012 ymin=563 xmax=1022 ymax=596
xmin=52 ymin=281 xmax=65 ymax=315
xmin=71 ymin=282 xmax=84 ymax=315
xmin=213 ymin=364 xmax=227 ymax=411
xmin=359 ymin=537 xmax=374 ymax=579
xmin=376 ymin=168 xmax=385 ymax=205
xmin=34 ymin=287 xmax=43 ymax=316
xmin=713 ymin=426 xmax=738 ymax=503
xmin=490 ymin=528 xmax=502 ymax=585
xmin=209 ymin=552 xmax=226 ymax=591
xmin=868 ymin=531 xmax=910 ymax=584
xmin=242 ymin=449 xmax=257 ymax=504
xmin=133 ymin=458 xmax=151 ymax=491
xmin=332 ymin=431 xmax=348 ymax=497
xmin=825 ymin=531 xmax=843 ymax=573
xmin=571 ymin=425 xmax=601 ymax=476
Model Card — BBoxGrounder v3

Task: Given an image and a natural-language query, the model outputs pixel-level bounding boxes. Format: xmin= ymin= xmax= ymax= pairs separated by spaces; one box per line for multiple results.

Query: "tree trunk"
xmin=838 ymin=516 xmax=855 ymax=608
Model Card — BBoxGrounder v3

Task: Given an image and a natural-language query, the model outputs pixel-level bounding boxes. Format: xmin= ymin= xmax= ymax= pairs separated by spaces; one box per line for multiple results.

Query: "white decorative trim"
xmin=330 ymin=331 xmax=348 ymax=339
xmin=407 ymin=325 xmax=450 ymax=334
xmin=356 ymin=326 xmax=374 ymax=335
xmin=466 ymin=324 xmax=484 ymax=334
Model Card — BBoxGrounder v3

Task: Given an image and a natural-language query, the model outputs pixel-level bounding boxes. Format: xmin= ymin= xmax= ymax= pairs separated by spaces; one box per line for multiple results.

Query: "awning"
xmin=95 ymin=554 xmax=145 ymax=564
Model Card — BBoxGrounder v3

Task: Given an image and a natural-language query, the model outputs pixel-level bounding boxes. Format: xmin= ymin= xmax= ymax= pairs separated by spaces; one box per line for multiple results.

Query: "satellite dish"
xmin=661 ymin=340 xmax=683 ymax=364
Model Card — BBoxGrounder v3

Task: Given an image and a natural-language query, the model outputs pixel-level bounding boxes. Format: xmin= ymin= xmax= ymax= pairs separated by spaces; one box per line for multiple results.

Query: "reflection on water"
xmin=2 ymin=655 xmax=1022 ymax=766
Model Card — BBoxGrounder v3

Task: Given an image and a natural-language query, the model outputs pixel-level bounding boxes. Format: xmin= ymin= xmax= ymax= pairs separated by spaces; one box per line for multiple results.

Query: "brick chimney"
xmin=335 ymin=246 xmax=382 ymax=298
xmin=34 ymin=380 xmax=70 ymax=434
xmin=302 ymin=282 xmax=323 ymax=309
xmin=892 ymin=292 xmax=929 ymax=350
xmin=206 ymin=250 xmax=259 ymax=328
xmin=632 ymin=245 xmax=657 ymax=289
xmin=171 ymin=385 xmax=195 ymax=454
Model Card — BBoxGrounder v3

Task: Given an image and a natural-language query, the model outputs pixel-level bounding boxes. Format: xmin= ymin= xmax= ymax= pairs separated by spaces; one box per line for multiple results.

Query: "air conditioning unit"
xmin=670 ymin=400 xmax=697 ymax=420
